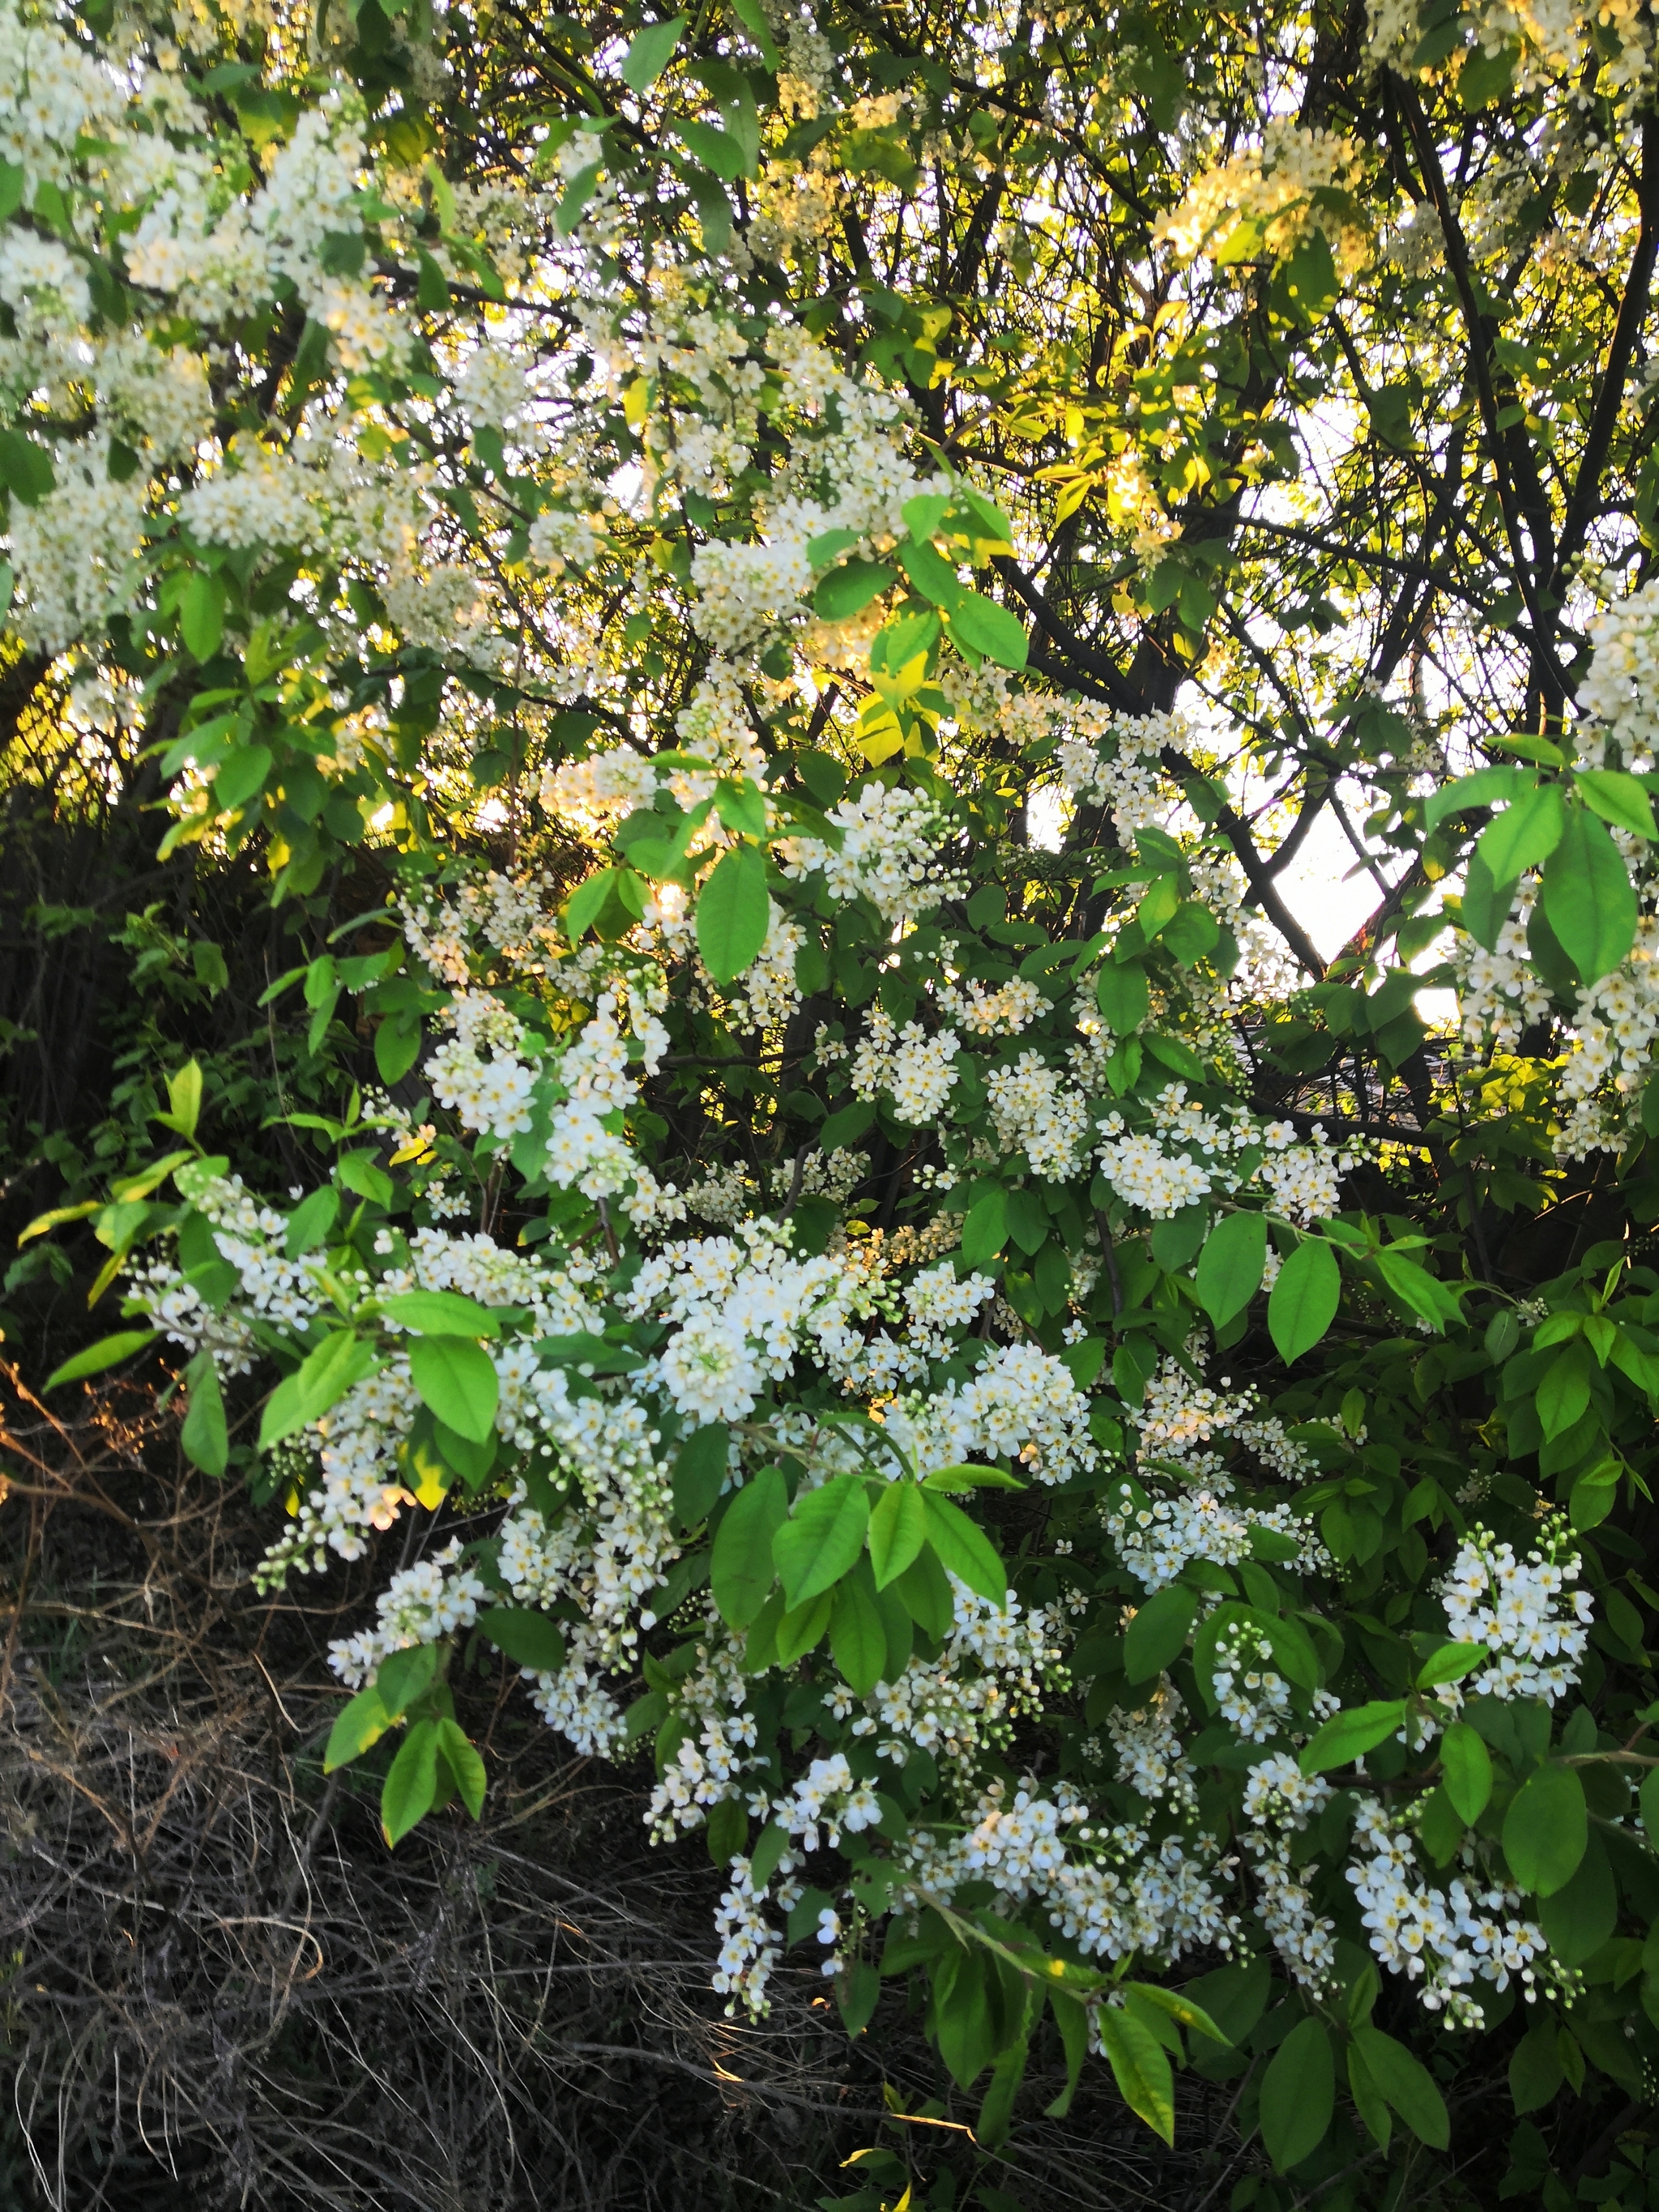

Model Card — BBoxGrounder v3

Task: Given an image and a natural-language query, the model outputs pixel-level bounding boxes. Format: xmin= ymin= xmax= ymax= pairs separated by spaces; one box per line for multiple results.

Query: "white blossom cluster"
xmin=1239 ymin=1752 xmax=1340 ymax=1988
xmin=986 ymin=1052 xmax=1094 ymax=1179
xmin=1054 ymin=706 xmax=1189 ymax=829
xmin=1346 ymin=1797 xmax=1550 ymax=2027
xmin=780 ymin=779 xmax=966 ymax=923
xmin=1096 ymin=1089 xmax=1358 ymax=1225
xmin=848 ymin=1006 xmax=962 ymax=1123
xmin=1438 ymin=1523 xmax=1593 ymax=1704
xmin=1103 ymin=1481 xmax=1325 ymax=1592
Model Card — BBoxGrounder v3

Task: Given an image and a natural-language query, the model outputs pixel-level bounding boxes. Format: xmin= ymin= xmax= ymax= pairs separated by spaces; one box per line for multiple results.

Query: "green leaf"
xmin=1347 ymin=2044 xmax=1391 ymax=2150
xmin=620 ymin=14 xmax=684 ymax=90
xmin=1575 ymin=767 xmax=1657 ymax=841
xmin=382 ymin=1717 xmax=441 ymax=1845
xmin=1537 ymin=1836 xmax=1616 ymax=1968
xmin=820 ymin=1100 xmax=875 ymax=1151
xmin=812 ymin=559 xmax=893 ymax=620
xmin=961 ymin=1188 xmax=1008 ymax=1269
xmin=830 ymin=1572 xmax=889 ymax=1694
xmin=893 ymin=1543 xmax=955 ymax=1637
xmin=1350 ymin=2027 xmax=1449 ymax=2148
xmin=44 ymin=1328 xmax=158 ymax=1390
xmin=375 ymin=1643 xmax=440 ymax=1718
xmin=0 ymin=428 xmax=54 ymax=505
xmin=376 ymin=1289 xmax=503 ymax=1337
xmin=869 ymin=1481 xmax=928 ymax=1588
xmin=1422 ymin=763 xmax=1529 ymax=833
xmin=324 ymin=1683 xmax=393 ymax=1771
xmin=919 ymin=1490 xmax=1006 ymax=1604
xmin=1439 ymin=1720 xmax=1494 ymax=1824
xmin=181 ymin=572 xmax=225 ymax=661
xmin=1195 ymin=1210 xmax=1267 ymax=1327
xmin=258 ymin=1329 xmax=380 ymax=1447
xmin=1537 ymin=1343 xmax=1593 ymax=1439
xmin=1461 ymin=847 xmax=1517 ymax=951
xmin=212 ymin=744 xmax=271 ymax=813
xmin=773 ymin=1473 xmax=871 ymax=1610
xmin=1097 ymin=2002 xmax=1175 ymax=2144
xmin=896 ymin=534 xmax=964 ymax=611
xmin=1124 ymin=1980 xmax=1230 ymax=2045
xmin=949 ymin=590 xmax=1028 ymax=670
xmin=697 ymin=842 xmax=770 ymax=984
xmin=1542 ymin=805 xmax=1638 ymax=983
xmin=672 ymin=1421 xmax=730 ymax=1525
xmin=1415 ymin=1640 xmax=1487 ymax=1689
xmin=477 ymin=1606 xmax=567 ymax=1673
xmin=1476 ymin=779 xmax=1562 ymax=880
xmin=180 ymin=1349 xmax=228 ymax=1476
xmin=728 ymin=0 xmax=778 ymax=63
xmin=406 ymin=1335 xmax=498 ymax=1444
xmin=1124 ymin=1584 xmax=1197 ymax=1682
xmin=1508 ymin=2021 xmax=1564 ymax=2115
xmin=678 ymin=118 xmax=748 ymax=181
xmin=1095 ymin=961 xmax=1150 ymax=1034
xmin=337 ymin=1152 xmax=394 ymax=1206
xmin=1374 ymin=1249 xmax=1462 ymax=1334
xmin=1298 ymin=1699 xmax=1408 ymax=1775
xmin=921 ymin=1462 xmax=1026 ymax=1491
xmin=1267 ymin=1236 xmax=1341 ymax=1363
xmin=164 ymin=1059 xmax=203 ymax=1139
xmin=565 ymin=867 xmax=620 ymax=942
xmin=284 ymin=1185 xmax=339 ymax=1257
xmin=1260 ymin=2014 xmax=1334 ymax=2171
xmin=774 ymin=1587 xmax=833 ymax=1663
xmin=435 ymin=1717 xmax=488 ymax=1819
xmin=1503 ymin=1762 xmax=1588 ymax=1896
xmin=710 ymin=1465 xmax=787 ymax=1628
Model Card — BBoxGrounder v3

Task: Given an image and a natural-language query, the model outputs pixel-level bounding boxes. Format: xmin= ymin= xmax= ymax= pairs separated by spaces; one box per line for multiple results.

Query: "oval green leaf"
xmin=407 ymin=1334 xmax=498 ymax=1444
xmin=1503 ymin=1761 xmax=1588 ymax=1897
xmin=1439 ymin=1720 xmax=1493 ymax=1825
xmin=377 ymin=1289 xmax=503 ymax=1337
xmin=1477 ymin=780 xmax=1562 ymax=881
xmin=477 ymin=1605 xmax=568 ymax=1673
xmin=382 ymin=1716 xmax=440 ymax=1846
xmin=773 ymin=1473 xmax=872 ymax=1611
xmin=710 ymin=1465 xmax=787 ymax=1628
xmin=868 ymin=1480 xmax=928 ymax=1588
xmin=949 ymin=590 xmax=1028 ymax=670
xmin=1260 ymin=2014 xmax=1334 ymax=2171
xmin=1298 ymin=1698 xmax=1408 ymax=1775
xmin=1195 ymin=1210 xmax=1267 ymax=1328
xmin=919 ymin=1490 xmax=1006 ymax=1605
xmin=1124 ymin=1583 xmax=1198 ymax=1682
xmin=697 ymin=842 xmax=770 ymax=984
xmin=1351 ymin=2026 xmax=1450 ymax=2148
xmin=1268 ymin=1235 xmax=1340 ymax=1363
xmin=44 ymin=1328 xmax=158 ymax=1390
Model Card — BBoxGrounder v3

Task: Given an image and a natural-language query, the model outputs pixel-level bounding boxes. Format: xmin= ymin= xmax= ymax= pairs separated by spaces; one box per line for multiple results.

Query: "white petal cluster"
xmin=849 ymin=1006 xmax=961 ymax=1123
xmin=1105 ymin=1482 xmax=1324 ymax=1592
xmin=327 ymin=1540 xmax=487 ymax=1686
xmin=985 ymin=1052 xmax=1094 ymax=1179
xmin=936 ymin=976 xmax=1044 ymax=1036
xmin=884 ymin=1341 xmax=1097 ymax=1485
xmin=1439 ymin=1522 xmax=1593 ymax=1704
xmin=1346 ymin=1796 xmax=1548 ymax=2026
xmin=781 ymin=779 xmax=966 ymax=923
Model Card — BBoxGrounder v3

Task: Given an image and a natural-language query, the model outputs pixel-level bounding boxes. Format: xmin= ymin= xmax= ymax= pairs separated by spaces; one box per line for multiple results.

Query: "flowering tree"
xmin=14 ymin=0 xmax=1659 ymax=2197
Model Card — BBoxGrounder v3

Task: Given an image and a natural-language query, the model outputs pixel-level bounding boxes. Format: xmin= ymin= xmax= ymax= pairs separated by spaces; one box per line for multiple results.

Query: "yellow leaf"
xmin=870 ymin=650 xmax=931 ymax=705
xmin=858 ymin=720 xmax=906 ymax=765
